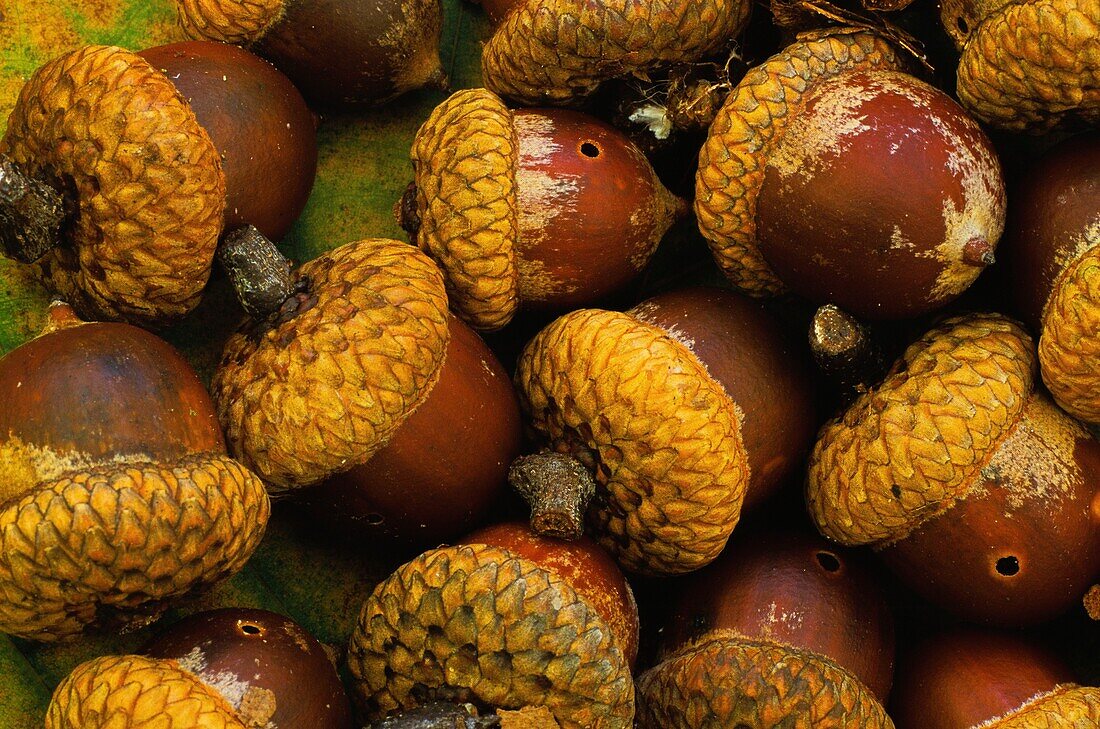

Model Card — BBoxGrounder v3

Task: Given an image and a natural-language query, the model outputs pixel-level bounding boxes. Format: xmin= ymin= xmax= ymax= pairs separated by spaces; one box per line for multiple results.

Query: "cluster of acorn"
xmin=0 ymin=0 xmax=1097 ymax=725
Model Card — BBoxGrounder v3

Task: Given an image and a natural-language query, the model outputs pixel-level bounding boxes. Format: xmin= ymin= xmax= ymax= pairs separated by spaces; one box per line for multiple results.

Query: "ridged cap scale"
xmin=1039 ymin=242 xmax=1100 ymax=423
xmin=176 ymin=0 xmax=285 ymax=44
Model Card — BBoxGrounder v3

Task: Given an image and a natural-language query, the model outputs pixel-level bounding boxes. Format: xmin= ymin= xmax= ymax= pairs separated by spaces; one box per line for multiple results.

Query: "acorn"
xmin=399 ymin=88 xmax=686 ymax=331
xmin=0 ymin=302 xmax=270 ymax=641
xmin=346 ymin=521 xmax=636 ymax=727
xmin=808 ymin=312 xmax=1100 ymax=626
xmin=480 ymin=0 xmax=751 ymax=106
xmin=0 ymin=41 xmax=316 ymax=325
xmin=175 ymin=0 xmax=445 ymax=107
xmin=211 ymin=234 xmax=522 ymax=545
xmin=638 ymin=528 xmax=895 ymax=728
xmin=941 ymin=0 xmax=1099 ymax=131
xmin=697 ymin=31 xmax=1005 ymax=319
xmin=891 ymin=628 xmax=1100 ymax=728
xmin=1004 ymin=132 xmax=1100 ymax=424
xmin=45 ymin=608 xmax=352 ymax=728
xmin=513 ymin=286 xmax=816 ymax=575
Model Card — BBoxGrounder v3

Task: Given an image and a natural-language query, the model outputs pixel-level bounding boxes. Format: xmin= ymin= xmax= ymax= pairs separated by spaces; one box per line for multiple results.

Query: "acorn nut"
xmin=347 ymin=522 xmax=636 ymax=727
xmin=480 ymin=0 xmax=752 ymax=105
xmin=401 ymin=88 xmax=686 ymax=331
xmin=45 ymin=608 xmax=351 ymax=728
xmin=0 ymin=302 xmax=270 ymax=641
xmin=0 ymin=41 xmax=316 ymax=325
xmin=175 ymin=0 xmax=445 ymax=107
xmin=638 ymin=528 xmax=895 ymax=728
xmin=808 ymin=312 xmax=1100 ymax=625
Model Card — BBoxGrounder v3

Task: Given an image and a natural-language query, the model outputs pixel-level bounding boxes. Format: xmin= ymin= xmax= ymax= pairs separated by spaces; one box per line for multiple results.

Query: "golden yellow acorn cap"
xmin=347 ymin=543 xmax=635 ymax=729
xmin=954 ymin=0 xmax=1100 ymax=131
xmin=637 ymin=632 xmax=892 ymax=728
xmin=213 ymin=238 xmax=450 ymax=492
xmin=807 ymin=313 xmax=1036 ymax=546
xmin=1 ymin=45 xmax=226 ymax=325
xmin=1039 ymin=242 xmax=1100 ymax=423
xmin=515 ymin=308 xmax=749 ymax=576
xmin=176 ymin=0 xmax=286 ymax=44
xmin=0 ymin=453 xmax=269 ymax=641
xmin=408 ymin=89 xmax=520 ymax=331
xmin=481 ymin=0 xmax=752 ymax=106
xmin=46 ymin=653 xmax=246 ymax=728
xmin=694 ymin=30 xmax=901 ymax=297
xmin=983 ymin=684 xmax=1100 ymax=728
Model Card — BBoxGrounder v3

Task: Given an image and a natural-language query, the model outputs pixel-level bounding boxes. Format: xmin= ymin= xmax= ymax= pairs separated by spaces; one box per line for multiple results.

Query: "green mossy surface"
xmin=0 ymin=0 xmax=488 ymax=721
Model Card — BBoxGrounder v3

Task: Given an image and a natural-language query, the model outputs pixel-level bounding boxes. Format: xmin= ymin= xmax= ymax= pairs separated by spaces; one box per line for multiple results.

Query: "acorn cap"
xmin=481 ymin=0 xmax=751 ymax=106
xmin=0 ymin=453 xmax=269 ymax=641
xmin=176 ymin=0 xmax=286 ymax=44
xmin=46 ymin=654 xmax=246 ymax=728
xmin=347 ymin=543 xmax=635 ymax=728
xmin=637 ymin=631 xmax=891 ymax=728
xmin=409 ymin=89 xmax=520 ymax=331
xmin=516 ymin=308 xmax=749 ymax=576
xmin=985 ymin=685 xmax=1100 ymax=728
xmin=807 ymin=313 xmax=1036 ymax=546
xmin=954 ymin=0 xmax=1100 ymax=131
xmin=695 ymin=29 xmax=901 ymax=297
xmin=0 ymin=45 xmax=226 ymax=324
xmin=213 ymin=238 xmax=450 ymax=492
xmin=1039 ymin=242 xmax=1100 ymax=423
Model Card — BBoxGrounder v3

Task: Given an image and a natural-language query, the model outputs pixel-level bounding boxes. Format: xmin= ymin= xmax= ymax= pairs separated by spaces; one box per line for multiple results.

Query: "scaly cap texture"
xmin=213 ymin=239 xmax=450 ymax=492
xmin=176 ymin=0 xmax=286 ymax=44
xmin=46 ymin=654 xmax=245 ymax=728
xmin=1038 ymin=223 xmax=1100 ymax=423
xmin=410 ymin=89 xmax=520 ymax=331
xmin=637 ymin=632 xmax=893 ymax=729
xmin=1 ymin=45 xmax=226 ymax=325
xmin=955 ymin=0 xmax=1100 ymax=131
xmin=695 ymin=30 xmax=901 ymax=296
xmin=985 ymin=684 xmax=1100 ymax=728
xmin=0 ymin=453 xmax=269 ymax=641
xmin=482 ymin=0 xmax=752 ymax=106
xmin=808 ymin=313 xmax=1036 ymax=546
xmin=347 ymin=544 xmax=635 ymax=729
xmin=516 ymin=309 xmax=749 ymax=575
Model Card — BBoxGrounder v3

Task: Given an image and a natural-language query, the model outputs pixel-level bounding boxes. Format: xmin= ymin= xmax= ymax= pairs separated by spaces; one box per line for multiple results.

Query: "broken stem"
xmin=810 ymin=304 xmax=885 ymax=402
xmin=217 ymin=225 xmax=299 ymax=318
xmin=508 ymin=451 xmax=597 ymax=541
xmin=396 ymin=181 xmax=421 ymax=240
xmin=0 ymin=154 xmax=69 ymax=264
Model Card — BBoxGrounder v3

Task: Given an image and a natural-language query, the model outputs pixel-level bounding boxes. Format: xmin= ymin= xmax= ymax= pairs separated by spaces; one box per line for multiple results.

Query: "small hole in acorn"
xmin=237 ymin=621 xmax=265 ymax=637
xmin=956 ymin=17 xmax=969 ymax=34
xmin=580 ymin=142 xmax=601 ymax=158
xmin=996 ymin=556 xmax=1020 ymax=577
xmin=816 ymin=551 xmax=841 ymax=572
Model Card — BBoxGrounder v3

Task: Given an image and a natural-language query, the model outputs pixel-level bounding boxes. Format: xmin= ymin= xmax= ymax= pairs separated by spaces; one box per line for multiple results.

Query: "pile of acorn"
xmin=0 ymin=0 xmax=1097 ymax=725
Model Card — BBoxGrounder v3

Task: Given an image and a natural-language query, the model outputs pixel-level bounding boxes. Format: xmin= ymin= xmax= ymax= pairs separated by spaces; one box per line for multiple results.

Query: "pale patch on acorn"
xmin=175 ymin=645 xmax=278 ymax=728
xmin=514 ymin=113 xmax=562 ymax=166
xmin=515 ymin=168 xmax=579 ymax=249
xmin=0 ymin=436 xmax=157 ymax=504
xmin=759 ymin=601 xmax=806 ymax=641
xmin=765 ymin=76 xmax=869 ymax=181
xmin=515 ymin=255 xmax=575 ymax=302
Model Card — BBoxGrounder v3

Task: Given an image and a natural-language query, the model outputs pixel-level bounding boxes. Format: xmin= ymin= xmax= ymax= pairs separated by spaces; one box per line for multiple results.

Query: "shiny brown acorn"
xmin=175 ymin=0 xmax=445 ymax=107
xmin=212 ymin=235 xmax=521 ymax=546
xmin=0 ymin=302 xmax=269 ymax=641
xmin=638 ymin=528 xmax=895 ymax=728
xmin=347 ymin=521 xmax=636 ymax=728
xmin=1004 ymin=132 xmax=1100 ymax=424
xmin=809 ymin=312 xmax=1100 ymax=626
xmin=0 ymin=41 xmax=316 ymax=325
xmin=512 ymin=287 xmax=815 ymax=576
xmin=45 ymin=608 xmax=351 ymax=728
xmin=399 ymin=88 xmax=686 ymax=331
xmin=892 ymin=628 xmax=1100 ymax=728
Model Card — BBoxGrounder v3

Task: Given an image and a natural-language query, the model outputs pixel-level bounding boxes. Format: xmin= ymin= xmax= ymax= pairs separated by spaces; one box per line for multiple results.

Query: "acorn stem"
xmin=217 ymin=225 xmax=299 ymax=318
xmin=396 ymin=181 xmax=421 ymax=239
xmin=0 ymin=154 xmax=69 ymax=264
xmin=963 ymin=237 xmax=996 ymax=266
xmin=810 ymin=304 xmax=885 ymax=402
xmin=369 ymin=701 xmax=499 ymax=728
xmin=508 ymin=451 xmax=597 ymax=541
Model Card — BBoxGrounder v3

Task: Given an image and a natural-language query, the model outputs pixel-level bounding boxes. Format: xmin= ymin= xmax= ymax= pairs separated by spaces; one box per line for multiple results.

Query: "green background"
xmin=0 ymin=0 xmax=490 ymax=722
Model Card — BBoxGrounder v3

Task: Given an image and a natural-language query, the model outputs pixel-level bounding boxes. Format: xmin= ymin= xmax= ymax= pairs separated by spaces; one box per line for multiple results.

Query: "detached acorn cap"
xmin=212 ymin=238 xmax=450 ymax=492
xmin=408 ymin=89 xmax=520 ymax=331
xmin=176 ymin=0 xmax=285 ymax=44
xmin=347 ymin=543 xmax=635 ymax=728
xmin=695 ymin=29 xmax=901 ymax=297
xmin=949 ymin=0 xmax=1100 ymax=131
xmin=516 ymin=308 xmax=749 ymax=576
xmin=481 ymin=0 xmax=752 ymax=106
xmin=637 ymin=632 xmax=892 ymax=728
xmin=807 ymin=312 xmax=1036 ymax=546
xmin=46 ymin=654 xmax=246 ymax=728
xmin=1 ymin=45 xmax=226 ymax=324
